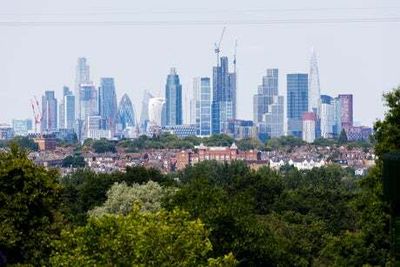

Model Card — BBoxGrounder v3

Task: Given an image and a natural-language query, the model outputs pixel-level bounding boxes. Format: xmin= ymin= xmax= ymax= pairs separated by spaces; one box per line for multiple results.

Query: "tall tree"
xmin=0 ymin=144 xmax=62 ymax=265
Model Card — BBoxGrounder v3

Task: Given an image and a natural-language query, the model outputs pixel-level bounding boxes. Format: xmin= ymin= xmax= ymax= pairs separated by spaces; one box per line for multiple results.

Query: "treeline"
xmin=2 ymin=85 xmax=399 ymax=265
xmin=0 ymin=145 xmax=390 ymax=266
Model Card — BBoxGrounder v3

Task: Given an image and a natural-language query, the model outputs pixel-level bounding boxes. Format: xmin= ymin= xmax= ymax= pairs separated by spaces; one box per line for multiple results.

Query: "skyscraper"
xmin=320 ymin=95 xmax=334 ymax=138
xmin=12 ymin=119 xmax=32 ymax=136
xmin=80 ymin=83 xmax=98 ymax=139
xmin=212 ymin=56 xmax=236 ymax=134
xmin=338 ymin=94 xmax=353 ymax=130
xmin=148 ymin=97 xmax=166 ymax=127
xmin=302 ymin=112 xmax=317 ymax=143
xmin=117 ymin=94 xmax=136 ymax=130
xmin=139 ymin=90 xmax=153 ymax=134
xmin=308 ymin=48 xmax=321 ymax=116
xmin=59 ymin=86 xmax=75 ymax=130
xmin=193 ymin=77 xmax=212 ymax=136
xmin=165 ymin=68 xmax=182 ymax=126
xmin=332 ymin=97 xmax=342 ymax=137
xmin=74 ymin=57 xmax=90 ymax=121
xmin=41 ymin=91 xmax=58 ymax=133
xmin=99 ymin=78 xmax=118 ymax=133
xmin=253 ymin=69 xmax=278 ymax=123
xmin=264 ymin=95 xmax=284 ymax=138
xmin=287 ymin=74 xmax=308 ymax=138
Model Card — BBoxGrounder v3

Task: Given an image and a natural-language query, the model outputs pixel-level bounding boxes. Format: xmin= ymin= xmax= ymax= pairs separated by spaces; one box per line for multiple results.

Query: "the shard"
xmin=308 ymin=47 xmax=321 ymax=116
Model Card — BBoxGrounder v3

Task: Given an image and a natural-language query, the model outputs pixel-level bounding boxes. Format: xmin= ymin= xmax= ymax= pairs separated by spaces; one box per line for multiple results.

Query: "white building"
xmin=148 ymin=97 xmax=166 ymax=128
xmin=302 ymin=112 xmax=316 ymax=143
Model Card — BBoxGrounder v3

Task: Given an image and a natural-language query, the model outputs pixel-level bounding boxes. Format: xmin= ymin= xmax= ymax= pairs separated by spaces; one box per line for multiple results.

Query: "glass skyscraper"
xmin=212 ymin=56 xmax=236 ymax=134
xmin=99 ymin=78 xmax=118 ymax=132
xmin=320 ymin=95 xmax=334 ymax=138
xmin=165 ymin=68 xmax=183 ymax=126
xmin=193 ymin=77 xmax=212 ymax=136
xmin=308 ymin=48 xmax=321 ymax=116
xmin=287 ymin=73 xmax=308 ymax=138
xmin=41 ymin=90 xmax=58 ymax=133
xmin=79 ymin=83 xmax=98 ymax=140
xmin=117 ymin=94 xmax=136 ymax=130
xmin=59 ymin=86 xmax=75 ymax=130
xmin=139 ymin=90 xmax=153 ymax=134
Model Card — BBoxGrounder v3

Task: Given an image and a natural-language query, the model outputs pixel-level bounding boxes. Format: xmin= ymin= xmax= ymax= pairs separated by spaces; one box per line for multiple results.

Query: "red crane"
xmin=31 ymin=96 xmax=42 ymax=135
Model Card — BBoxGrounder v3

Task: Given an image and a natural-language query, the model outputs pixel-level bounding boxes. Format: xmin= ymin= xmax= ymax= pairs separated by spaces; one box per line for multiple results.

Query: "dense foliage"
xmin=0 ymin=145 xmax=62 ymax=265
xmin=52 ymin=206 xmax=236 ymax=266
xmin=1 ymin=87 xmax=399 ymax=265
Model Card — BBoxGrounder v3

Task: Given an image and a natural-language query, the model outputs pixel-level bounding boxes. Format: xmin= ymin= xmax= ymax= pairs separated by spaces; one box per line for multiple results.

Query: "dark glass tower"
xmin=287 ymin=74 xmax=308 ymax=138
xmin=99 ymin=78 xmax=118 ymax=132
xmin=165 ymin=68 xmax=183 ymax=126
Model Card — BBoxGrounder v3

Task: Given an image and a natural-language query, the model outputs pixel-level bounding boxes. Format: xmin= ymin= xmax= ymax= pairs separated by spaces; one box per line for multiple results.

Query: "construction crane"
xmin=31 ymin=96 xmax=42 ymax=135
xmin=233 ymin=39 xmax=238 ymax=73
xmin=214 ymin=26 xmax=226 ymax=66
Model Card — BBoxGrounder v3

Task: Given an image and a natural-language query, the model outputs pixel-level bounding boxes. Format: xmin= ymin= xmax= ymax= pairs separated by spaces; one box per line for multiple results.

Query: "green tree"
xmin=0 ymin=145 xmax=62 ymax=265
xmin=9 ymin=136 xmax=39 ymax=151
xmin=89 ymin=181 xmax=173 ymax=216
xmin=92 ymin=138 xmax=117 ymax=153
xmin=374 ymin=87 xmax=400 ymax=159
xmin=51 ymin=206 xmax=235 ymax=266
xmin=62 ymin=154 xmax=86 ymax=168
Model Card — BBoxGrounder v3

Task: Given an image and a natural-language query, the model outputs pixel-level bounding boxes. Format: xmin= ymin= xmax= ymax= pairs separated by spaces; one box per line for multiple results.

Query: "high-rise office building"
xmin=212 ymin=56 xmax=236 ymax=134
xmin=41 ymin=91 xmax=58 ymax=133
xmin=308 ymin=48 xmax=321 ymax=116
xmin=193 ymin=77 xmax=212 ymax=136
xmin=338 ymin=94 xmax=353 ymax=130
xmin=79 ymin=83 xmax=98 ymax=139
xmin=320 ymin=95 xmax=334 ymax=138
xmin=332 ymin=97 xmax=342 ymax=137
xmin=59 ymin=86 xmax=75 ymax=130
xmin=99 ymin=78 xmax=118 ymax=132
xmin=165 ymin=68 xmax=182 ymax=126
xmin=264 ymin=95 xmax=284 ymax=138
xmin=148 ymin=97 xmax=166 ymax=128
xmin=74 ymin=57 xmax=90 ymax=121
xmin=117 ymin=94 xmax=136 ymax=131
xmin=287 ymin=74 xmax=308 ymax=138
xmin=302 ymin=112 xmax=316 ymax=143
xmin=253 ymin=69 xmax=279 ymax=124
xmin=139 ymin=90 xmax=153 ymax=134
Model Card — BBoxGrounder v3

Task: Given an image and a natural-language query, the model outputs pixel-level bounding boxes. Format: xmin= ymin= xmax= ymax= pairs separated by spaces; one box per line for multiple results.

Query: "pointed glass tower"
xmin=308 ymin=47 xmax=321 ymax=116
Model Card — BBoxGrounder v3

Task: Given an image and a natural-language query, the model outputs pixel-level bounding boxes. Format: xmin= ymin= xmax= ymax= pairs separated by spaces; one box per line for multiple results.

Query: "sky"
xmin=0 ymin=0 xmax=399 ymax=127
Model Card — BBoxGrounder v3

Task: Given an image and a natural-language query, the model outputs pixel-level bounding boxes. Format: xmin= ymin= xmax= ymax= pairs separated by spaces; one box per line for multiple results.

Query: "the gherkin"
xmin=117 ymin=94 xmax=136 ymax=129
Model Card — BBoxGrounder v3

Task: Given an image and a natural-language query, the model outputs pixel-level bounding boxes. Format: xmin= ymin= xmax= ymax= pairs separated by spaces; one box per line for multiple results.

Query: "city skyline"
xmin=1 ymin=0 xmax=399 ymax=127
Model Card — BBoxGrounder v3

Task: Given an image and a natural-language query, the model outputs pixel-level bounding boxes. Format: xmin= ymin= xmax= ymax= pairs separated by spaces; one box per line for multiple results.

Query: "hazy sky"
xmin=1 ymin=0 xmax=399 ymax=126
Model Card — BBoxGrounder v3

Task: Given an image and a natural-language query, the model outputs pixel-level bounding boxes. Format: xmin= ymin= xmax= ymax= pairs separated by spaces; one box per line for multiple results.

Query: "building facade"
xmin=41 ymin=90 xmax=58 ymax=133
xmin=193 ymin=77 xmax=212 ymax=136
xmin=338 ymin=94 xmax=353 ymax=130
xmin=308 ymin=48 xmax=321 ymax=116
xmin=212 ymin=56 xmax=236 ymax=134
xmin=302 ymin=112 xmax=317 ymax=143
xmin=320 ymin=95 xmax=334 ymax=138
xmin=264 ymin=95 xmax=284 ymax=138
xmin=165 ymin=68 xmax=183 ymax=126
xmin=287 ymin=74 xmax=308 ymax=138
xmin=12 ymin=119 xmax=32 ymax=136
xmin=99 ymin=78 xmax=118 ymax=133
xmin=117 ymin=94 xmax=136 ymax=132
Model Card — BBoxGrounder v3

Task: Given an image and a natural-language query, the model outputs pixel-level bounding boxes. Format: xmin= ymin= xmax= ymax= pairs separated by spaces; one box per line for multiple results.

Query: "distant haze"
xmin=1 ymin=0 xmax=399 ymax=126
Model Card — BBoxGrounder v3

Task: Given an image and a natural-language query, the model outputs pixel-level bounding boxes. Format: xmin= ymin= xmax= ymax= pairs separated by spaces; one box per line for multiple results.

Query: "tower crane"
xmin=233 ymin=39 xmax=238 ymax=73
xmin=214 ymin=26 xmax=226 ymax=66
xmin=31 ymin=96 xmax=42 ymax=135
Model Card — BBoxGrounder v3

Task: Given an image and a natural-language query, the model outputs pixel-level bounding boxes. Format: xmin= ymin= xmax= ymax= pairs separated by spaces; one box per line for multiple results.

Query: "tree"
xmin=62 ymin=154 xmax=86 ymax=168
xmin=236 ymin=138 xmax=263 ymax=151
xmin=0 ymin=144 xmax=62 ymax=265
xmin=9 ymin=136 xmax=39 ymax=151
xmin=92 ymin=138 xmax=116 ymax=153
xmin=51 ymin=206 xmax=236 ymax=266
xmin=89 ymin=181 xmax=172 ymax=216
xmin=338 ymin=129 xmax=348 ymax=144
xmin=374 ymin=87 xmax=400 ymax=159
